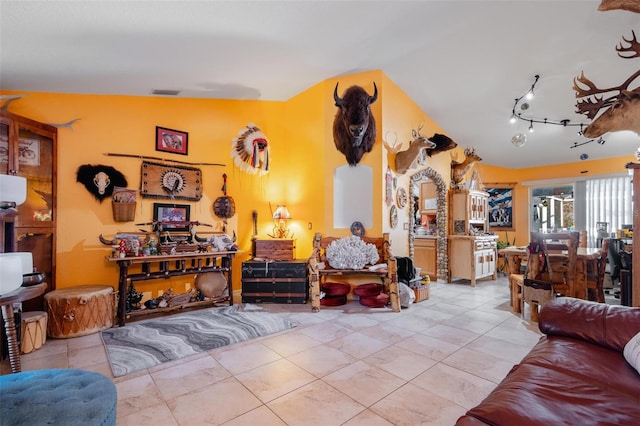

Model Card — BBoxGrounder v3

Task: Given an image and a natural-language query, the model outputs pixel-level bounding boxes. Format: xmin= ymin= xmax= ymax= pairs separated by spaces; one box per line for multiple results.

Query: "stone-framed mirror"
xmin=409 ymin=167 xmax=449 ymax=282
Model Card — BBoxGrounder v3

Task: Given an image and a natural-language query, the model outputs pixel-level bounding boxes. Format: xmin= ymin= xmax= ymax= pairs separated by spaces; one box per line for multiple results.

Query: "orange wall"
xmin=479 ymin=155 xmax=636 ymax=246
xmin=2 ymin=71 xmax=636 ymax=298
xmin=379 ymin=74 xmax=454 ymax=256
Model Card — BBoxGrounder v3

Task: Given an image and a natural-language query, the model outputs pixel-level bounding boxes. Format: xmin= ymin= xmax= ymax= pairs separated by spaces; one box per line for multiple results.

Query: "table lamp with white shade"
xmin=0 ymin=174 xmax=34 ymax=295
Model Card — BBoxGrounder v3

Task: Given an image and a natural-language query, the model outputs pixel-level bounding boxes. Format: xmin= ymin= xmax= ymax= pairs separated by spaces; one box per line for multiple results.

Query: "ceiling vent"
xmin=152 ymin=89 xmax=180 ymax=96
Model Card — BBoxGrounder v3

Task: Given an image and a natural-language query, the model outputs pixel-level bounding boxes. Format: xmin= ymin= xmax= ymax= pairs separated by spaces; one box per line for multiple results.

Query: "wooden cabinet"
xmin=449 ymin=236 xmax=498 ymax=286
xmin=420 ymin=181 xmax=437 ymax=212
xmin=448 ymin=189 xmax=497 ymax=285
xmin=0 ymin=111 xmax=57 ymax=302
xmin=414 ymin=237 xmax=437 ymax=279
xmin=449 ymin=189 xmax=489 ymax=235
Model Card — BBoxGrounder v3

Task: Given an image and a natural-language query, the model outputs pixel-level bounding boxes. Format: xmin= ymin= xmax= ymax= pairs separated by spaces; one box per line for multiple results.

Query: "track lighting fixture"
xmin=509 ymin=74 xmax=607 ymax=148
xmin=510 ymin=74 xmax=593 ymax=129
xmin=570 ymin=137 xmax=606 ymax=149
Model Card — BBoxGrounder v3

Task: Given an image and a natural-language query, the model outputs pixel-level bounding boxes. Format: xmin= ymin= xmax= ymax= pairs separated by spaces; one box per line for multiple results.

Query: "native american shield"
xmin=140 ymin=161 xmax=202 ymax=200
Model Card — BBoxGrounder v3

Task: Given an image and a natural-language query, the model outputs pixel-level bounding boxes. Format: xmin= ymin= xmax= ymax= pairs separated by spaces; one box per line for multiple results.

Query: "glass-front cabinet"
xmin=0 ymin=110 xmax=57 ymax=293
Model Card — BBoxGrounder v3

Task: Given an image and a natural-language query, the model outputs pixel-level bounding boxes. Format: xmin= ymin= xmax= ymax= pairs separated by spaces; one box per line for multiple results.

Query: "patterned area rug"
xmin=101 ymin=304 xmax=297 ymax=377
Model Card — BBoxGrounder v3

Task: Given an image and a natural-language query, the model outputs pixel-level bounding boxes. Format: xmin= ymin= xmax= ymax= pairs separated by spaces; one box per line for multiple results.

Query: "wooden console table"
xmin=107 ymin=251 xmax=238 ymax=326
xmin=0 ymin=282 xmax=47 ymax=373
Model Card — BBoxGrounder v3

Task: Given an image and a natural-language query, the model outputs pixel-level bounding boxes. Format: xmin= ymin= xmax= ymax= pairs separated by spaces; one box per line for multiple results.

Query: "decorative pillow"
xmin=624 ymin=331 xmax=640 ymax=373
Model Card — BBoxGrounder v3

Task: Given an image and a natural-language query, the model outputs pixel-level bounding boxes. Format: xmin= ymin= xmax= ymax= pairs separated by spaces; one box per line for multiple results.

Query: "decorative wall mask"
xmin=76 ymin=164 xmax=127 ymax=202
xmin=140 ymin=161 xmax=202 ymax=201
xmin=333 ymin=82 xmax=378 ymax=165
xmin=231 ymin=123 xmax=270 ymax=174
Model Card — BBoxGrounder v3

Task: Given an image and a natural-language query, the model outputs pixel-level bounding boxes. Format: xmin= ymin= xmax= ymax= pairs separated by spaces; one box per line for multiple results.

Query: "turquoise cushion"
xmin=0 ymin=369 xmax=116 ymax=425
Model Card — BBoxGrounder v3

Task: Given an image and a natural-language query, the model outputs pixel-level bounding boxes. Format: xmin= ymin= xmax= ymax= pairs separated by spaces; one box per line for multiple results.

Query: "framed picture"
xmin=153 ymin=203 xmax=190 ymax=231
xmin=156 ymin=126 xmax=188 ymax=155
xmin=485 ymin=183 xmax=516 ymax=231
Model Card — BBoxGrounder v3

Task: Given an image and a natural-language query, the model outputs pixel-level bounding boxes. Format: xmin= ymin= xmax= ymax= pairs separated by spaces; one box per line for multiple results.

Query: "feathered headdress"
xmin=231 ymin=123 xmax=270 ymax=174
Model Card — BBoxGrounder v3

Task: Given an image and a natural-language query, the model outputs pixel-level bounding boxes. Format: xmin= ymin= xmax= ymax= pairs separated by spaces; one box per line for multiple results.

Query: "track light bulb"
xmin=528 ymin=121 xmax=534 ymax=132
xmin=509 ymin=115 xmax=517 ymax=124
xmin=525 ymin=91 xmax=534 ymax=101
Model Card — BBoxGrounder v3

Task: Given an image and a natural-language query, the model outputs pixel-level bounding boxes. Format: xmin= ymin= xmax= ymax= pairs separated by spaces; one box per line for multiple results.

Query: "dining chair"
xmin=586 ymin=238 xmax=609 ymax=303
xmin=523 ymin=231 xmax=579 ymax=321
xmin=579 ymin=230 xmax=588 ymax=248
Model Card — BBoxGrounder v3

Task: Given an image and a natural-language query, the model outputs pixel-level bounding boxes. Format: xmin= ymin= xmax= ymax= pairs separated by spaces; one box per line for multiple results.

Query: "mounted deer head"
xmin=394 ymin=125 xmax=436 ymax=175
xmin=451 ymin=147 xmax=482 ymax=187
xmin=574 ymin=31 xmax=640 ymax=137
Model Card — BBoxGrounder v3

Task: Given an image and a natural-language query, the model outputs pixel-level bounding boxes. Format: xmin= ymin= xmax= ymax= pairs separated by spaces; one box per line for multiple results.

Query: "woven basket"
xmin=112 ymin=202 xmax=136 ymax=222
xmin=413 ymin=284 xmax=430 ymax=303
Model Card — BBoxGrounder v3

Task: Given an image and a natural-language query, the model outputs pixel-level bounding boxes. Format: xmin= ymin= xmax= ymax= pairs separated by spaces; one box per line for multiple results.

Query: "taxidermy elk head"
xmin=76 ymin=164 xmax=128 ymax=202
xmin=451 ymin=147 xmax=482 ymax=188
xmin=598 ymin=0 xmax=640 ymax=13
xmin=333 ymin=82 xmax=378 ymax=165
xmin=575 ymin=31 xmax=640 ymax=137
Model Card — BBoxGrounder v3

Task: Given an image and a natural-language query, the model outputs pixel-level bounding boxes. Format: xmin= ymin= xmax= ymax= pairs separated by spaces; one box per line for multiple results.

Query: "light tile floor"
xmin=2 ymin=275 xmax=548 ymax=425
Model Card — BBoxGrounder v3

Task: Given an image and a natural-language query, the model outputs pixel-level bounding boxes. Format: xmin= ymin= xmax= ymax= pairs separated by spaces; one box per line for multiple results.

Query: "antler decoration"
xmin=617 ymin=30 xmax=640 ymax=58
xmin=574 ymin=31 xmax=640 ymax=120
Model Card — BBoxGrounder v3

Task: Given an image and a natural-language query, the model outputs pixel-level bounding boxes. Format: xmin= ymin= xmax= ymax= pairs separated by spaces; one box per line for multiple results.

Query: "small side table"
xmin=0 ymin=283 xmax=47 ymax=373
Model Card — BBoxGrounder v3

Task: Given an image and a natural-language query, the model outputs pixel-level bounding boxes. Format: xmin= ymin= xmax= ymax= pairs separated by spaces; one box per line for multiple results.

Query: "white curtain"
xmin=586 ymin=176 xmax=633 ymax=247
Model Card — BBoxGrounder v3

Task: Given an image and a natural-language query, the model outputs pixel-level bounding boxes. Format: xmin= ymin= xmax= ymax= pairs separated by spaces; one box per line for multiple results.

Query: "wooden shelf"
xmin=106 ymin=251 xmax=239 ymax=326
xmin=125 ymin=297 xmax=230 ymax=320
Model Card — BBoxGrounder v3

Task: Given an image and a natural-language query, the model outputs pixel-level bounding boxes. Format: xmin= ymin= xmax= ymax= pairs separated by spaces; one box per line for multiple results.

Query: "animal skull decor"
xmin=333 ymin=82 xmax=378 ymax=165
xmin=574 ymin=31 xmax=640 ymax=137
xmin=231 ymin=123 xmax=270 ymax=174
xmin=76 ymin=164 xmax=128 ymax=202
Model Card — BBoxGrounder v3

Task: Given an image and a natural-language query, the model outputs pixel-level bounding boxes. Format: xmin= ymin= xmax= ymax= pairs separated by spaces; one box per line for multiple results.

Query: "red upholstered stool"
xmin=321 ymin=282 xmax=350 ymax=296
xmin=320 ymin=295 xmax=348 ymax=306
xmin=354 ymin=283 xmax=383 ymax=297
xmin=359 ymin=293 xmax=389 ymax=308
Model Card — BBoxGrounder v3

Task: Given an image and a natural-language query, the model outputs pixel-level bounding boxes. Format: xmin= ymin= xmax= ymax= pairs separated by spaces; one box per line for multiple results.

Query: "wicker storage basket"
xmin=413 ymin=284 xmax=430 ymax=303
xmin=112 ymin=202 xmax=136 ymax=222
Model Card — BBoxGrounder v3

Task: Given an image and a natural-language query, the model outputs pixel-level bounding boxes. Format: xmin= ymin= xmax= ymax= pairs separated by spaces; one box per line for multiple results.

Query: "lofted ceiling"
xmin=1 ymin=0 xmax=639 ymax=169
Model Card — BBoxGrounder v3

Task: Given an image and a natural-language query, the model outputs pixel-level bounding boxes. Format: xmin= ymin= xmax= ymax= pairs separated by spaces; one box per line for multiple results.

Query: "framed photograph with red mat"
xmin=156 ymin=126 xmax=188 ymax=155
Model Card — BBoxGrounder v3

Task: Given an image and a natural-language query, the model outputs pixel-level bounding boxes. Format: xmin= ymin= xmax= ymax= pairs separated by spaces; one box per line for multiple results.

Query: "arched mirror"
xmin=409 ymin=168 xmax=448 ymax=282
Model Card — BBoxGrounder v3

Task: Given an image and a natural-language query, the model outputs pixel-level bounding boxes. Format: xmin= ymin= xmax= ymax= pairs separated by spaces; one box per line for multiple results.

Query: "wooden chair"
xmin=586 ymin=238 xmax=610 ymax=303
xmin=307 ymin=232 xmax=400 ymax=313
xmin=579 ymin=230 xmax=588 ymax=248
xmin=523 ymin=231 xmax=579 ymax=321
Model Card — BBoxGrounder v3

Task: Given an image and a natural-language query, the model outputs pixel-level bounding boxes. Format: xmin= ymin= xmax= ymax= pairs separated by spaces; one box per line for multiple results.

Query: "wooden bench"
xmin=307 ymin=232 xmax=400 ymax=312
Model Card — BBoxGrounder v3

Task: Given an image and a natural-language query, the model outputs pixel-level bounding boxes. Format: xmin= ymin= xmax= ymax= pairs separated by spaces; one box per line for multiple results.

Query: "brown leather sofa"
xmin=456 ymin=298 xmax=640 ymax=425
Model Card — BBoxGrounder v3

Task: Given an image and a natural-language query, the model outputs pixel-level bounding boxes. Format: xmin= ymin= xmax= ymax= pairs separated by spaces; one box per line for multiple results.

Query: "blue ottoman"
xmin=0 ymin=369 xmax=116 ymax=425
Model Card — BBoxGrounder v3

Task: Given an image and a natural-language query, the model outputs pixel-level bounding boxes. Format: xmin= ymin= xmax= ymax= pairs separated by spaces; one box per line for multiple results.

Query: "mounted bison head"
xmin=333 ymin=82 xmax=378 ymax=165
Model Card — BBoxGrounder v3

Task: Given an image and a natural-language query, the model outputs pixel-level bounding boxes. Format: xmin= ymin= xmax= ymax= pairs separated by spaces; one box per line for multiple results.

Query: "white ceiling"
xmin=1 ymin=0 xmax=639 ymax=169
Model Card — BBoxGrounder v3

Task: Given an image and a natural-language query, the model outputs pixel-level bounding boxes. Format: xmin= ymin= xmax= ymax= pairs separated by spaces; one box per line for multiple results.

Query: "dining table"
xmin=499 ymin=245 xmax=603 ymax=301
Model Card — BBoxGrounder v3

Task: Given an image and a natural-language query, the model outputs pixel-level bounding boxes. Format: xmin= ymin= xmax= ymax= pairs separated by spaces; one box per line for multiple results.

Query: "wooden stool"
xmin=45 ymin=285 xmax=116 ymax=338
xmin=20 ymin=311 xmax=47 ymax=354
